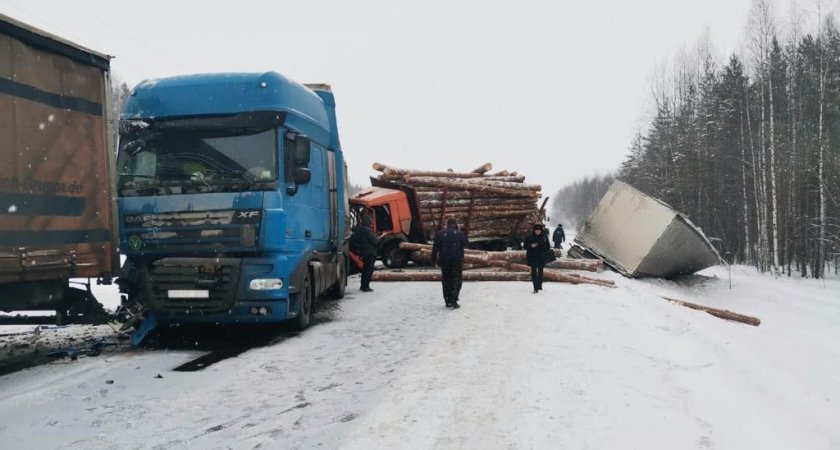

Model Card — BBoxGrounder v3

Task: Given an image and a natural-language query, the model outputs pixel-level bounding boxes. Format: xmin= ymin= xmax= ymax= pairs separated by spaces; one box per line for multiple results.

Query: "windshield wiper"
xmin=217 ymin=170 xmax=260 ymax=188
xmin=118 ymin=173 xmax=158 ymax=179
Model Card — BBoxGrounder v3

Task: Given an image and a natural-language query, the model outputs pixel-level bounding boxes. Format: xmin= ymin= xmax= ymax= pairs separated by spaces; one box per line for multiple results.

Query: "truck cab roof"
xmin=350 ymin=187 xmax=406 ymax=206
xmin=123 ymin=72 xmax=340 ymax=150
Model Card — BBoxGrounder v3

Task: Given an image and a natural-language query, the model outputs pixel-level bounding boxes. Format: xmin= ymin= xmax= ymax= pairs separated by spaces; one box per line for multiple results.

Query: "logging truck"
xmin=349 ymin=175 xmax=541 ymax=269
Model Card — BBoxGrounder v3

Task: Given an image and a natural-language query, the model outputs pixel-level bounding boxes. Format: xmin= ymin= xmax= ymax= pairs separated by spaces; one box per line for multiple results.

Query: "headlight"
xmin=249 ymin=278 xmax=284 ymax=290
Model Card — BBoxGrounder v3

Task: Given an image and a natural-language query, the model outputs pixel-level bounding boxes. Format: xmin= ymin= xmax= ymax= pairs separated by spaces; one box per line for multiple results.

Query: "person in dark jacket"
xmin=351 ymin=214 xmax=379 ymax=292
xmin=431 ymin=217 xmax=468 ymax=308
xmin=552 ymin=224 xmax=566 ymax=249
xmin=524 ymin=223 xmax=551 ymax=293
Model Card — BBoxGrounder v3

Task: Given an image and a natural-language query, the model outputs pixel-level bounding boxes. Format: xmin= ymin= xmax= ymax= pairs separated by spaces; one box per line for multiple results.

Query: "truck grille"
xmin=147 ymin=258 xmax=241 ymax=313
xmin=124 ymin=210 xmax=261 ymax=254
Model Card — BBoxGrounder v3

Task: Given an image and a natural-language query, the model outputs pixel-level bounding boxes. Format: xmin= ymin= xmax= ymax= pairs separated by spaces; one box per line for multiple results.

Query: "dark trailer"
xmin=0 ymin=14 xmax=117 ymax=321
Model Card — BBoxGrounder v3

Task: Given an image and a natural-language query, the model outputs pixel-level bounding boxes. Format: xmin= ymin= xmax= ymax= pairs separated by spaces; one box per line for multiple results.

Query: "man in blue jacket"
xmin=431 ymin=217 xmax=468 ymax=309
xmin=553 ymin=224 xmax=566 ymax=250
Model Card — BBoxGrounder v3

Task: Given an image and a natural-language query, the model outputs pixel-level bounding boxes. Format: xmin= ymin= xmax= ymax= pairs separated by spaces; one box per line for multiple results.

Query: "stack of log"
xmin=369 ymin=243 xmax=615 ymax=288
xmin=372 ymin=162 xmax=544 ymax=241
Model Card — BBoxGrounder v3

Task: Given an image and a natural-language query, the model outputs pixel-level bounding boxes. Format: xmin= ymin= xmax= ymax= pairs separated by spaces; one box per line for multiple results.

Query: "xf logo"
xmin=238 ymin=211 xmax=259 ymax=219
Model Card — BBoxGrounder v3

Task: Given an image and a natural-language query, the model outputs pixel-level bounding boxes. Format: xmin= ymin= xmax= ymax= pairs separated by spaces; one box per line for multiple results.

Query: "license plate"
xmin=167 ymin=290 xmax=209 ymax=299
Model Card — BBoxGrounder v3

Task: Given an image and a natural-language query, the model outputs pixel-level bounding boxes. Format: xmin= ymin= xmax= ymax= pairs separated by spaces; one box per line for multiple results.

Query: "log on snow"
xmin=373 ymin=271 xmax=542 ymax=282
xmin=661 ymin=296 xmax=761 ymax=326
xmin=408 ymin=247 xmax=615 ymax=287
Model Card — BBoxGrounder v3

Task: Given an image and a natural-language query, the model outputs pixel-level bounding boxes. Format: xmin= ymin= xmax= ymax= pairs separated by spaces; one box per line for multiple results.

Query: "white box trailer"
xmin=573 ymin=180 xmax=721 ymax=278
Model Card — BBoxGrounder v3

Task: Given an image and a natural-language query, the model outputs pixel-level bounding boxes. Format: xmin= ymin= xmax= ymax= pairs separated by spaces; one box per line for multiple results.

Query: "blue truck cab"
xmin=115 ymin=72 xmax=349 ymax=330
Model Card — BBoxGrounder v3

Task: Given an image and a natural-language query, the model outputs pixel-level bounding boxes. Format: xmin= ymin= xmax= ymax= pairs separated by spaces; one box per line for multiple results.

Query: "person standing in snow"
xmin=524 ymin=223 xmax=551 ymax=293
xmin=552 ymin=224 xmax=566 ymax=249
xmin=351 ymin=214 xmax=379 ymax=292
xmin=431 ymin=217 xmax=468 ymax=309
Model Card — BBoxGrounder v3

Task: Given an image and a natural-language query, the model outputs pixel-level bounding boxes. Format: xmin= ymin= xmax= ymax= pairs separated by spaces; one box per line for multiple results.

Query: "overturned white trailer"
xmin=572 ymin=181 xmax=722 ymax=278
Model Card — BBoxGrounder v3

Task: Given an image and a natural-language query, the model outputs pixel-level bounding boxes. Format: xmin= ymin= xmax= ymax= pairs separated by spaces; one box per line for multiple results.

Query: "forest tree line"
xmin=559 ymin=0 xmax=839 ymax=278
xmin=550 ymin=173 xmax=615 ymax=231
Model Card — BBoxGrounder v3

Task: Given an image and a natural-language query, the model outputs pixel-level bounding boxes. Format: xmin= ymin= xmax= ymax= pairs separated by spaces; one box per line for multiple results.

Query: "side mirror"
xmin=294 ymin=167 xmax=311 ymax=184
xmin=294 ymin=136 xmax=311 ymax=166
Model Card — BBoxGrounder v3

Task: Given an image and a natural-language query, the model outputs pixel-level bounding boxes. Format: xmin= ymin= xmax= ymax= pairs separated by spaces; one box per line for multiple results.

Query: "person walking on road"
xmin=524 ymin=223 xmax=552 ymax=294
xmin=552 ymin=224 xmax=566 ymax=250
xmin=431 ymin=217 xmax=468 ymax=309
xmin=351 ymin=214 xmax=379 ymax=292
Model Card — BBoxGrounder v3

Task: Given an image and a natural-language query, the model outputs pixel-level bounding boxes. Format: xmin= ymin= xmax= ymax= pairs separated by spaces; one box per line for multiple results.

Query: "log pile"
xmin=400 ymin=243 xmax=603 ymax=272
xmin=381 ymin=243 xmax=616 ymax=288
xmin=372 ymin=162 xmax=545 ymax=242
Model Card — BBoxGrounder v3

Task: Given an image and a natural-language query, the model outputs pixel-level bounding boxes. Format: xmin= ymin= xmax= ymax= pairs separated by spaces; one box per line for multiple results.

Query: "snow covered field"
xmin=0 ymin=266 xmax=838 ymax=450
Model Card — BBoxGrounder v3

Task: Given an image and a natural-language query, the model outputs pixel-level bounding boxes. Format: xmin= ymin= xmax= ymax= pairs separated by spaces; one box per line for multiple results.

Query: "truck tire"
xmin=381 ymin=241 xmax=409 ymax=269
xmin=328 ymin=257 xmax=347 ymax=299
xmin=292 ymin=274 xmax=313 ymax=330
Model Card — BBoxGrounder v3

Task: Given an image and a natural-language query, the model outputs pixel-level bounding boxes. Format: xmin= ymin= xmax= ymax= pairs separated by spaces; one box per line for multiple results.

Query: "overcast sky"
xmin=2 ymin=0 xmax=754 ymax=211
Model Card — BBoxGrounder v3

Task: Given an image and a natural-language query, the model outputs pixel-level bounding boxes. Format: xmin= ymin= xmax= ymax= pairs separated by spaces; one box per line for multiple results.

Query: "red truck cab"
xmin=349 ymin=187 xmax=416 ymax=268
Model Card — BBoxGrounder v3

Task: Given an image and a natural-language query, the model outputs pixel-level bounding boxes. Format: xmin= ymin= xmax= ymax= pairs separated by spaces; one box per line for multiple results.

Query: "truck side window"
xmin=374 ymin=205 xmax=392 ymax=232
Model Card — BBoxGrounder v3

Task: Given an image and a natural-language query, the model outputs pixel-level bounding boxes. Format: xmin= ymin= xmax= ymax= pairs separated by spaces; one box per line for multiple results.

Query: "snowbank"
xmin=0 ymin=267 xmax=837 ymax=449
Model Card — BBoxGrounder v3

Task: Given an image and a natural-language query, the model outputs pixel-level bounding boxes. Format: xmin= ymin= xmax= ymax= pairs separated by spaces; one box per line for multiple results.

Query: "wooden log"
xmin=479 ymin=176 xmax=527 ymax=182
xmin=403 ymin=243 xmax=607 ymax=275
xmin=661 ymin=296 xmax=761 ymax=326
xmin=460 ymin=249 xmax=602 ymax=271
xmin=419 ymin=206 xmax=537 ymax=215
xmin=426 ymin=216 xmax=533 ymax=225
xmin=382 ymin=168 xmax=483 ymax=178
xmin=414 ymin=190 xmax=509 ymax=199
xmin=404 ymin=178 xmax=540 ymax=198
xmin=409 ymin=246 xmax=615 ymax=287
xmin=417 ymin=204 xmax=536 ymax=214
xmin=491 ymin=170 xmax=510 ymax=176
xmin=500 ymin=262 xmax=615 ymax=287
xmin=372 ymin=271 xmax=537 ymax=282
xmin=546 ymin=259 xmax=603 ymax=272
xmin=471 ymin=162 xmax=493 ymax=174
xmin=406 ymin=176 xmax=542 ymax=191
xmin=417 ymin=192 xmax=533 ymax=201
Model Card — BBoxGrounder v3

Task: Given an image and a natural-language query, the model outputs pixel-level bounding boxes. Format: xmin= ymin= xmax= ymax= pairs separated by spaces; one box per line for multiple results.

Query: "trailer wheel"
xmin=381 ymin=241 xmax=408 ymax=268
xmin=292 ymin=274 xmax=313 ymax=330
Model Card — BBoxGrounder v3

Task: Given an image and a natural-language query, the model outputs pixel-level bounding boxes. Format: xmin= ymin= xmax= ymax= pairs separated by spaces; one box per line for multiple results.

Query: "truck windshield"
xmin=117 ymin=127 xmax=277 ymax=196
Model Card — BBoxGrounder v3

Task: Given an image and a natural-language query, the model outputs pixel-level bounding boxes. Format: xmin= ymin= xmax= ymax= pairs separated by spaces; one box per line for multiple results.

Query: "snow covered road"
xmin=0 ymin=267 xmax=838 ymax=449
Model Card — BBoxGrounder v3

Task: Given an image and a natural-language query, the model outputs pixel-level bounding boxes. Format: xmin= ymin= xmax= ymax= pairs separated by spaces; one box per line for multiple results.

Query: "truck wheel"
xmin=328 ymin=257 xmax=347 ymax=299
xmin=293 ymin=274 xmax=313 ymax=330
xmin=382 ymin=241 xmax=408 ymax=268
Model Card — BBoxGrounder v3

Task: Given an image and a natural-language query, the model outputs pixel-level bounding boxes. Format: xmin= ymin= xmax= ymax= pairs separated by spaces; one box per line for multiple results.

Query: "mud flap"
xmin=131 ymin=313 xmax=158 ymax=346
